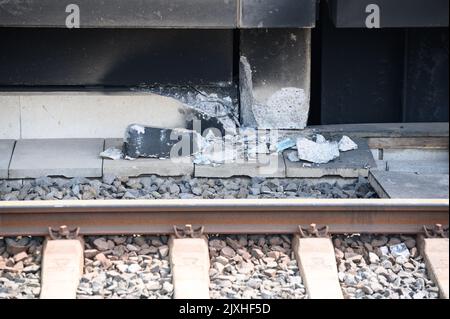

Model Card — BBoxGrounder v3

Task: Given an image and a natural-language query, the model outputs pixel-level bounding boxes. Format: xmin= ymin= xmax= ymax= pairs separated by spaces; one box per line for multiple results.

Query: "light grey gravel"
xmin=77 ymin=235 xmax=173 ymax=299
xmin=209 ymin=235 xmax=307 ymax=299
xmin=0 ymin=237 xmax=43 ymax=299
xmin=0 ymin=175 xmax=377 ymax=201
xmin=334 ymin=234 xmax=439 ymax=299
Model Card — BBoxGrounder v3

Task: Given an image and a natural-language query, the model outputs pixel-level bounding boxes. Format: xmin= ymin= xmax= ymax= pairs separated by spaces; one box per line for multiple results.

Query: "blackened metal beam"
xmin=329 ymin=0 xmax=449 ymax=28
xmin=0 ymin=28 xmax=234 ymax=86
xmin=240 ymin=0 xmax=316 ymax=28
xmin=0 ymin=0 xmax=238 ymax=28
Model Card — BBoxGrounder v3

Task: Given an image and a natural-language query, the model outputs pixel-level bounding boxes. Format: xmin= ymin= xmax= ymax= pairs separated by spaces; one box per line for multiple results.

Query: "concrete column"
xmin=240 ymin=28 xmax=311 ymax=129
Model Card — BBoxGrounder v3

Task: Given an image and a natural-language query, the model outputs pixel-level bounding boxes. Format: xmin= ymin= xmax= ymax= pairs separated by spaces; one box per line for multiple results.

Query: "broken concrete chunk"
xmin=193 ymin=134 xmax=242 ymax=166
xmin=276 ymin=138 xmax=296 ymax=153
xmin=182 ymin=104 xmax=236 ymax=136
xmin=296 ymin=137 xmax=340 ymax=164
xmin=315 ymin=134 xmax=327 ymax=143
xmin=123 ymin=124 xmax=200 ymax=159
xmin=339 ymin=135 xmax=358 ymax=152
xmin=286 ymin=150 xmax=300 ymax=162
xmin=100 ymin=147 xmax=123 ymax=160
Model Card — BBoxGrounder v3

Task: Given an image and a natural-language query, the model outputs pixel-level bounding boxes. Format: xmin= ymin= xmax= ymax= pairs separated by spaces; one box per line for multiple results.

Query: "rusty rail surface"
xmin=0 ymin=198 xmax=448 ymax=236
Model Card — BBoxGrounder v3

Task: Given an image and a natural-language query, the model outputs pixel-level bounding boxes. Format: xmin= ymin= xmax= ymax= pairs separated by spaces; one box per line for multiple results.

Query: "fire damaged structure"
xmin=0 ymin=0 xmax=448 ymax=130
xmin=0 ymin=0 xmax=448 ymax=168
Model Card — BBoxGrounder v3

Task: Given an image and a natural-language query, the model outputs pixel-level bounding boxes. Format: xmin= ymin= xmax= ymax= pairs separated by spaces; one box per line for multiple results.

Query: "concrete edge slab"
xmin=8 ymin=139 xmax=104 ymax=179
xmin=368 ymin=171 xmax=390 ymax=198
xmin=0 ymin=140 xmax=16 ymax=179
xmin=195 ymin=154 xmax=286 ymax=178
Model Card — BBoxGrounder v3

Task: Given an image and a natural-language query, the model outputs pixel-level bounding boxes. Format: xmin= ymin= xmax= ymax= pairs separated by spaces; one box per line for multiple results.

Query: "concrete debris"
xmin=315 ymin=134 xmax=327 ymax=144
xmin=287 ymin=151 xmax=300 ymax=162
xmin=276 ymin=138 xmax=296 ymax=153
xmin=123 ymin=125 xmax=201 ymax=159
xmin=193 ymin=134 xmax=242 ymax=166
xmin=339 ymin=136 xmax=359 ymax=152
xmin=134 ymin=86 xmax=238 ymax=136
xmin=182 ymin=104 xmax=236 ymax=136
xmin=99 ymin=148 xmax=123 ymax=160
xmin=296 ymin=137 xmax=340 ymax=164
xmin=182 ymin=93 xmax=237 ymax=135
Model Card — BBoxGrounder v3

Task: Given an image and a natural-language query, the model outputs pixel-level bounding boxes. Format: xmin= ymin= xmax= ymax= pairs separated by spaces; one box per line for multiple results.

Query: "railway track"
xmin=0 ymin=198 xmax=449 ymax=299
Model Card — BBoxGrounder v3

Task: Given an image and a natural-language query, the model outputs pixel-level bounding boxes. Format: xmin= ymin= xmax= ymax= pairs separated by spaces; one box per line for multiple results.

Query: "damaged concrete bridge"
xmin=0 ymin=0 xmax=448 ymax=180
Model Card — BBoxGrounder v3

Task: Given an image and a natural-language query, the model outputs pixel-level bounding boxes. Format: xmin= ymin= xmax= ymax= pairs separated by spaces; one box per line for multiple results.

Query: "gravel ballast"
xmin=0 ymin=175 xmax=377 ymax=201
xmin=0 ymin=237 xmax=43 ymax=299
xmin=334 ymin=234 xmax=439 ymax=299
xmin=77 ymin=235 xmax=173 ymax=299
xmin=209 ymin=235 xmax=307 ymax=299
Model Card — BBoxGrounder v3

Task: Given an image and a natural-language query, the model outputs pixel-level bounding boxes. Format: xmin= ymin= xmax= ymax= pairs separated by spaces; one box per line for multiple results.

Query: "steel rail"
xmin=0 ymin=198 xmax=448 ymax=236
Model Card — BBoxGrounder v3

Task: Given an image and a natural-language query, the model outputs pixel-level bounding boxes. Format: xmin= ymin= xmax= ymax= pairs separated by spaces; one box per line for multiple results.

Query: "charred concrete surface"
xmin=240 ymin=29 xmax=311 ymax=129
xmin=0 ymin=0 xmax=239 ymax=28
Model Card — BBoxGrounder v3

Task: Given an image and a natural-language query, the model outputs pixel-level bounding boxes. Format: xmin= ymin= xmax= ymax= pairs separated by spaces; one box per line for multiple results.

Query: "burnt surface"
xmin=124 ymin=126 xmax=197 ymax=159
xmin=318 ymin=2 xmax=449 ymax=124
xmin=320 ymin=17 xmax=404 ymax=124
xmin=404 ymin=28 xmax=449 ymax=122
xmin=240 ymin=0 xmax=316 ymax=28
xmin=0 ymin=0 xmax=238 ymax=28
xmin=0 ymin=28 xmax=234 ymax=86
xmin=329 ymin=0 xmax=449 ymax=28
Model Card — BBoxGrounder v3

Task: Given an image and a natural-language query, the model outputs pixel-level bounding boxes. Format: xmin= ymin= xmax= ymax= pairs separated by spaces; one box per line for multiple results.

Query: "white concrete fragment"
xmin=315 ymin=134 xmax=327 ymax=143
xmin=287 ymin=151 xmax=300 ymax=162
xmin=296 ymin=137 xmax=340 ymax=164
xmin=276 ymin=138 xmax=296 ymax=153
xmin=100 ymin=147 xmax=123 ymax=160
xmin=339 ymin=135 xmax=358 ymax=152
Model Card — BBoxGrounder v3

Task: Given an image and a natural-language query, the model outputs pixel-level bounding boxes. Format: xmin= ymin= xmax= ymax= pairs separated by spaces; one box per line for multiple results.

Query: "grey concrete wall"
xmin=0 ymin=92 xmax=187 ymax=139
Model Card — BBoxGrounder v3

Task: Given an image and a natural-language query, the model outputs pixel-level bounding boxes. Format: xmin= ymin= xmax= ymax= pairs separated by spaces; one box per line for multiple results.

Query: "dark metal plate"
xmin=0 ymin=28 xmax=234 ymax=86
xmin=240 ymin=0 xmax=316 ymax=28
xmin=0 ymin=0 xmax=238 ymax=28
xmin=329 ymin=0 xmax=449 ymax=28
